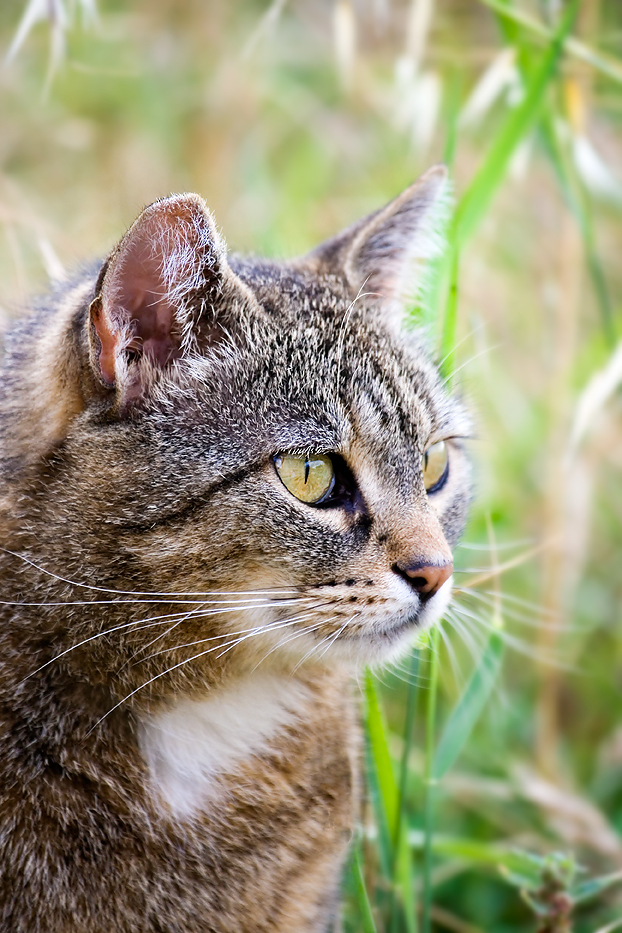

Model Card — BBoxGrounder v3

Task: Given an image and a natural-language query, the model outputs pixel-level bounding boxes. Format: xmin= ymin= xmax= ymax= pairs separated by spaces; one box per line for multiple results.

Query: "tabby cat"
xmin=0 ymin=164 xmax=470 ymax=932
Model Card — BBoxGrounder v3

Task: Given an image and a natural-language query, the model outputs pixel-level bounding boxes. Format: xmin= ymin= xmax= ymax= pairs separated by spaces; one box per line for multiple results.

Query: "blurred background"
xmin=0 ymin=1 xmax=621 ymax=930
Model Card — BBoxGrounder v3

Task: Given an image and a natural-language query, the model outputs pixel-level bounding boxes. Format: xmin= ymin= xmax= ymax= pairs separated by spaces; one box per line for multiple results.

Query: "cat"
xmin=0 ymin=164 xmax=470 ymax=932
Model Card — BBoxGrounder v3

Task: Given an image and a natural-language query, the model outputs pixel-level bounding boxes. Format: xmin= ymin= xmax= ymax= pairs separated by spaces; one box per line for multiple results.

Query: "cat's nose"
xmin=393 ymin=560 xmax=453 ymax=600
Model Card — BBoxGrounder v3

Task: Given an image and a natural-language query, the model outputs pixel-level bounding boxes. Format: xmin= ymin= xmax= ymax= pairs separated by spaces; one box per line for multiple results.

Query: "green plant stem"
xmin=478 ymin=0 xmax=622 ymax=86
xmin=440 ymin=249 xmax=459 ymax=381
xmin=422 ymin=630 xmax=440 ymax=933
xmin=454 ymin=0 xmax=581 ymax=249
xmin=390 ymin=651 xmax=420 ymax=933
xmin=353 ymin=847 xmax=379 ymax=933
xmin=538 ymin=112 xmax=616 ymax=347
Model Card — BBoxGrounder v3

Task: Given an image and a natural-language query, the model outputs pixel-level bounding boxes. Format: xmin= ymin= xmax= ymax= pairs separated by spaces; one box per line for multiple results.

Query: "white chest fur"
xmin=139 ymin=672 xmax=311 ymax=820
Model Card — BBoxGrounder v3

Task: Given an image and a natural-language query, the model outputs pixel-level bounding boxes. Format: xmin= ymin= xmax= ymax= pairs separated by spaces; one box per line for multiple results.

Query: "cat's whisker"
xmin=436 ymin=323 xmax=485 ymax=371
xmin=248 ymin=611 xmax=338 ymax=672
xmin=298 ymin=613 xmax=358 ymax=671
xmin=141 ymin=610 xmax=324 ymax=664
xmin=462 ymin=588 xmax=569 ymax=631
xmin=316 ymin=616 xmax=355 ymax=662
xmin=436 ymin=618 xmax=466 ymax=687
xmin=122 ymin=596 xmax=321 ymax=665
xmin=250 ymin=620 xmax=329 ymax=673
xmin=294 ymin=632 xmax=336 ymax=671
xmin=440 ymin=344 xmax=497 ymax=387
xmin=457 ymin=538 xmax=535 ymax=552
xmin=443 ymin=608 xmax=488 ymax=664
xmin=1 ymin=548 xmax=314 ymax=601
xmin=386 ymin=652 xmax=429 ymax=688
xmin=21 ymin=598 xmax=318 ymax=684
xmin=334 ymin=284 xmax=377 ymax=398
xmin=473 ymin=588 xmax=563 ymax=622
xmin=380 ymin=622 xmax=445 ymax=687
xmin=129 ymin=599 xmax=338 ymax=673
xmin=449 ymin=603 xmax=576 ymax=671
xmin=457 ymin=589 xmax=521 ymax=622
xmin=118 ymin=605 xmax=211 ymax=670
xmin=89 ymin=611 xmax=339 ymax=733
xmin=212 ymin=612 xmax=329 ymax=662
xmin=0 ymin=594 xmax=308 ymax=608
xmin=453 ymin=567 xmax=501 ymax=575
xmin=290 ymin=618 xmax=345 ymax=674
xmin=451 ymin=542 xmax=551 ymax=592
xmin=18 ymin=607 xmax=213 ymax=686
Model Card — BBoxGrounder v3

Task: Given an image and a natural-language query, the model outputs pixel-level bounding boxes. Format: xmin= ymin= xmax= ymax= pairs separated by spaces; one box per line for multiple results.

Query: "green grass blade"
xmin=571 ymin=869 xmax=622 ymax=905
xmin=420 ymin=68 xmax=461 ymax=344
xmin=352 ymin=848 xmax=379 ymax=933
xmin=407 ymin=831 xmax=545 ymax=885
xmin=421 ymin=628 xmax=440 ymax=933
xmin=364 ymin=670 xmax=398 ymax=840
xmin=390 ymin=651 xmax=420 ymax=933
xmin=439 ymin=248 xmax=460 ymax=382
xmin=538 ymin=110 xmax=616 ymax=345
xmin=454 ymin=0 xmax=580 ymax=249
xmin=502 ymin=3 xmax=617 ymax=347
xmin=432 ymin=628 xmax=505 ymax=780
xmin=363 ymin=726 xmax=393 ymax=881
xmin=478 ymin=0 xmax=622 ymax=86
xmin=364 ymin=675 xmax=417 ymax=930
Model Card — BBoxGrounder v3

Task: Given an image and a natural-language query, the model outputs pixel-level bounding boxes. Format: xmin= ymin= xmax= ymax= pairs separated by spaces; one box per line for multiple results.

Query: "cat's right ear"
xmin=88 ymin=194 xmax=241 ymax=406
xmin=303 ymin=165 xmax=449 ymax=334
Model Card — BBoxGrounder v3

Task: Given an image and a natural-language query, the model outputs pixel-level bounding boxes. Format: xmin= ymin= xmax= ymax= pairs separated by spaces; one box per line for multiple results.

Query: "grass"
xmin=1 ymin=0 xmax=622 ymax=930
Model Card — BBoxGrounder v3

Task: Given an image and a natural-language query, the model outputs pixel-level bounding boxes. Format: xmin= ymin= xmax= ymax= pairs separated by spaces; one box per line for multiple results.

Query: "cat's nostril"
xmin=393 ymin=561 xmax=453 ymax=600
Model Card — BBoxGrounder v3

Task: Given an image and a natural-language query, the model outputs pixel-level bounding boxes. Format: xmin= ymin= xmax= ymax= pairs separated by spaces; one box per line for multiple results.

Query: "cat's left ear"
xmin=88 ymin=193 xmax=245 ymax=405
xmin=304 ymin=165 xmax=449 ymax=332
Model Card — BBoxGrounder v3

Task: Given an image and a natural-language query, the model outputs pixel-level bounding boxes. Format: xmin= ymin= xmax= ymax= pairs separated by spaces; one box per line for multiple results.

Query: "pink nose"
xmin=395 ymin=561 xmax=453 ymax=599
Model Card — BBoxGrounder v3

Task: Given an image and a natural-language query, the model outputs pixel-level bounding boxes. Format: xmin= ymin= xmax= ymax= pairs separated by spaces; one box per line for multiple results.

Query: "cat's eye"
xmin=422 ymin=441 xmax=448 ymax=493
xmin=274 ymin=453 xmax=335 ymax=504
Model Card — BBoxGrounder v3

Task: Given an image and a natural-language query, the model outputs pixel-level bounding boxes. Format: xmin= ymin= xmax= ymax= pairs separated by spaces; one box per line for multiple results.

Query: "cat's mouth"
xmin=341 ymin=578 xmax=452 ymax=661
xmin=263 ymin=575 xmax=454 ymax=666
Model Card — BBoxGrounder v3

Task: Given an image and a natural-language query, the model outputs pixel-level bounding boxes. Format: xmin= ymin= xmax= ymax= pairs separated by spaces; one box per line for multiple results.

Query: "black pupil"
xmin=304 ymin=460 xmax=310 ymax=484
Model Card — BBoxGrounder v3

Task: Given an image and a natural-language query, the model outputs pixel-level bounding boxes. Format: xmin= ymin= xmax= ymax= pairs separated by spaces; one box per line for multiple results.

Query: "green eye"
xmin=422 ymin=441 xmax=448 ymax=492
xmin=274 ymin=453 xmax=335 ymax=504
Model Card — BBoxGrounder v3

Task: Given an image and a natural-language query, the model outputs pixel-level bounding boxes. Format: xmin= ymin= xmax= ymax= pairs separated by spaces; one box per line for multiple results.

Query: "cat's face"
xmin=103 ymin=266 xmax=470 ymax=668
xmin=16 ymin=167 xmax=470 ymax=683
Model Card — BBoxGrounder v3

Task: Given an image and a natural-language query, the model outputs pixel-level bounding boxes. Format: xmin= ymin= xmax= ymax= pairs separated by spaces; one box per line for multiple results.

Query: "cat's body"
xmin=0 ymin=166 xmax=470 ymax=932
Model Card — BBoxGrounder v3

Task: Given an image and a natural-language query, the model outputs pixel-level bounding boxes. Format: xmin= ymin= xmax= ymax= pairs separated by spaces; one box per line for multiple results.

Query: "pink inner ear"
xmin=118 ymin=238 xmax=179 ymax=368
xmin=92 ymin=194 xmax=222 ymax=391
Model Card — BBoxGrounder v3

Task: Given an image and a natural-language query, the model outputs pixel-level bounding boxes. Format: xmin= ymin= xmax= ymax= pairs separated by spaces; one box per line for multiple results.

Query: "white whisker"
xmin=0 ymin=547 xmax=310 ymax=600
xmin=21 ymin=597 xmax=317 ymax=684
xmin=250 ymin=619 xmax=330 ymax=673
xmin=437 ymin=619 xmax=464 ymax=687
xmin=457 ymin=538 xmax=535 ymax=552
xmin=141 ymin=609 xmax=325 ymax=663
xmin=444 ymin=608 xmax=487 ymax=663
xmin=441 ymin=344 xmax=497 ymax=387
xmin=335 ymin=283 xmax=376 ymax=398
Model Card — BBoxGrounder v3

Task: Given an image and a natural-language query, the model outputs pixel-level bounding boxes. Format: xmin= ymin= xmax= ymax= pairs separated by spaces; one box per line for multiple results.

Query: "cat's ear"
xmin=305 ymin=165 xmax=449 ymax=332
xmin=88 ymin=193 xmax=236 ymax=404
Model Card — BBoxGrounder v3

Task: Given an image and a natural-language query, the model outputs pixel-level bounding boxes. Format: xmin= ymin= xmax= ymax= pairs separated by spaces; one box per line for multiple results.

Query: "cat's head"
xmin=8 ymin=166 xmax=470 ymax=679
